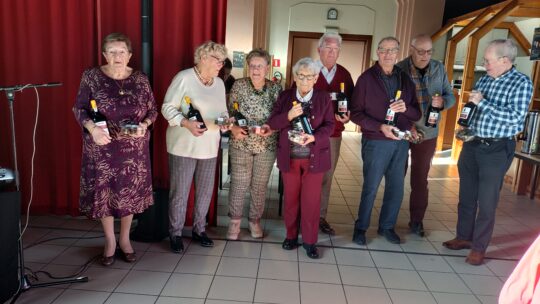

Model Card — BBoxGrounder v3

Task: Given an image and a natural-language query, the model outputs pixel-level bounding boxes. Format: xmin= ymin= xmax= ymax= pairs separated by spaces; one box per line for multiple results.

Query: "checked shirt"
xmin=471 ymin=67 xmax=533 ymax=138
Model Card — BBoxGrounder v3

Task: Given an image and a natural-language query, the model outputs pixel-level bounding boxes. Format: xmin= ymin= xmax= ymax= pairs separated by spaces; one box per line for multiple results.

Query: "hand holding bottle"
xmin=90 ymin=124 xmax=112 ymax=145
xmin=181 ymin=119 xmax=207 ymax=137
xmin=431 ymin=95 xmax=444 ymax=108
xmin=288 ymin=103 xmax=303 ymax=121
xmin=389 ymin=99 xmax=407 ymax=113
xmin=468 ymin=90 xmax=483 ymax=105
xmin=335 ymin=111 xmax=350 ymax=123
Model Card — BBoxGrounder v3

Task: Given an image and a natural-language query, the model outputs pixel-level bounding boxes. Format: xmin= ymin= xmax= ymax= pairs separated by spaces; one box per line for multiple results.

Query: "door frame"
xmin=285 ymin=31 xmax=372 ymax=88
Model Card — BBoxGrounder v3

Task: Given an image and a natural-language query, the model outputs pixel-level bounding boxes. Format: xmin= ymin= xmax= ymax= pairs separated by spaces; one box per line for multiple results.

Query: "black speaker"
xmin=130 ymin=189 xmax=169 ymax=242
xmin=0 ymin=191 xmax=21 ymax=303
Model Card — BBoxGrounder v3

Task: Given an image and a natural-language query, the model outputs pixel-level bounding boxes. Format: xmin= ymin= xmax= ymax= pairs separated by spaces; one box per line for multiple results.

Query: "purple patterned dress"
xmin=73 ymin=67 xmax=158 ymax=219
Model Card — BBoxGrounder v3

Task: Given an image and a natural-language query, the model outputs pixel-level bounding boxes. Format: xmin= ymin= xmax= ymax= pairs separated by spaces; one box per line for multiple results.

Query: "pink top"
xmin=499 ymin=234 xmax=540 ymax=304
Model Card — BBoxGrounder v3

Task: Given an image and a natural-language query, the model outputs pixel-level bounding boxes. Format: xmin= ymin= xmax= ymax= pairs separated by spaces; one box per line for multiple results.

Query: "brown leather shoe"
xmin=100 ymin=255 xmax=115 ymax=266
xmin=442 ymin=238 xmax=472 ymax=250
xmin=466 ymin=250 xmax=485 ymax=265
xmin=120 ymin=250 xmax=137 ymax=263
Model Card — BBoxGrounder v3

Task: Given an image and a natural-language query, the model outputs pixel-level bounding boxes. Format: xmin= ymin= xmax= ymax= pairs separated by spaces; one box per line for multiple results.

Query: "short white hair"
xmin=377 ymin=36 xmax=400 ymax=49
xmin=292 ymin=57 xmax=321 ymax=75
xmin=488 ymin=39 xmax=518 ymax=63
xmin=318 ymin=32 xmax=342 ymax=48
xmin=194 ymin=41 xmax=227 ymax=64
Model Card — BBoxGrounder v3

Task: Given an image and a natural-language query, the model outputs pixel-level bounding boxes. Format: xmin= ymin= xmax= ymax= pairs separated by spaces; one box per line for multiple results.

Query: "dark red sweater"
xmin=349 ymin=63 xmax=421 ymax=140
xmin=267 ymin=89 xmax=335 ymax=173
xmin=293 ymin=64 xmax=354 ymax=137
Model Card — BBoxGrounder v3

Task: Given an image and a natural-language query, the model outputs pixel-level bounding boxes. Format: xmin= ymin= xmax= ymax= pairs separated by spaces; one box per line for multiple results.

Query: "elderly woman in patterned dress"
xmin=73 ymin=32 xmax=158 ymax=266
xmin=226 ymin=48 xmax=281 ymax=240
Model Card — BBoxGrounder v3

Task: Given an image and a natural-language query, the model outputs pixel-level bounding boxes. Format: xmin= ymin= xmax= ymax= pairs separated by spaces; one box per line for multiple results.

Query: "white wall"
xmin=268 ymin=0 xmax=397 ymax=80
xmin=225 ymin=0 xmax=255 ymax=79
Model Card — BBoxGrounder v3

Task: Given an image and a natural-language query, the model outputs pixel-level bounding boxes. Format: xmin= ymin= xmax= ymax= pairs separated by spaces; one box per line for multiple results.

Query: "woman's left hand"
xmin=259 ymin=124 xmax=274 ymax=137
xmin=220 ymin=123 xmax=231 ymax=133
xmin=132 ymin=122 xmax=148 ymax=138
xmin=301 ymin=134 xmax=315 ymax=146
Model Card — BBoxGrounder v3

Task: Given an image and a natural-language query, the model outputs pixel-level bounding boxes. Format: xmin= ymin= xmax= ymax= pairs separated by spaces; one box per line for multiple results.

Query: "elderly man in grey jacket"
xmin=396 ymin=34 xmax=455 ymax=237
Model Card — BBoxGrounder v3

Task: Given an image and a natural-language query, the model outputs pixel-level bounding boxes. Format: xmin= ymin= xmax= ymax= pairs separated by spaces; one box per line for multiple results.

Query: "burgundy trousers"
xmin=282 ymin=159 xmax=324 ymax=245
xmin=405 ymin=137 xmax=437 ymax=223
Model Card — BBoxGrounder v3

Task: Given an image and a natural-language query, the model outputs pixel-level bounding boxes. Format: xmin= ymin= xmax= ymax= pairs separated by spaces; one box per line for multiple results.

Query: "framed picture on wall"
xmin=531 ymin=27 xmax=540 ymax=61
xmin=233 ymin=51 xmax=245 ymax=68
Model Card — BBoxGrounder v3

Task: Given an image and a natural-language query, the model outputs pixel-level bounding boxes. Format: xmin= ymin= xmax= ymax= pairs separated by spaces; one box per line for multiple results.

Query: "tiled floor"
xmin=10 ymin=132 xmax=540 ymax=304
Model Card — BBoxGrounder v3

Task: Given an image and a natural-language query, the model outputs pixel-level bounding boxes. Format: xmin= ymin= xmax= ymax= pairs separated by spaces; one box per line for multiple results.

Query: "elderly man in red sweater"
xmin=300 ymin=32 xmax=355 ymax=235
xmin=350 ymin=37 xmax=421 ymax=245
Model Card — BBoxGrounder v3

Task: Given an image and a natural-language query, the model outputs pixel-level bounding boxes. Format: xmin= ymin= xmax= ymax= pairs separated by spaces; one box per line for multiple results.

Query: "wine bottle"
xmin=425 ymin=93 xmax=442 ymax=128
xmin=384 ymin=90 xmax=402 ymax=126
xmin=291 ymin=101 xmax=313 ymax=135
xmin=337 ymin=82 xmax=348 ymax=118
xmin=232 ymin=101 xmax=248 ymax=130
xmin=90 ymin=99 xmax=109 ymax=136
xmin=457 ymin=103 xmax=477 ymax=127
xmin=457 ymin=91 xmax=478 ymax=127
xmin=184 ymin=96 xmax=207 ymax=129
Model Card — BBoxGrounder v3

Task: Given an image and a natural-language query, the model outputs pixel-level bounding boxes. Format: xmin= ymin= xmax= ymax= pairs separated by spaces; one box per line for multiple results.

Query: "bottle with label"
xmin=232 ymin=101 xmax=248 ymax=130
xmin=292 ymin=101 xmax=313 ymax=135
xmin=337 ymin=82 xmax=348 ymax=118
xmin=457 ymin=91 xmax=478 ymax=127
xmin=90 ymin=99 xmax=109 ymax=136
xmin=425 ymin=93 xmax=442 ymax=128
xmin=184 ymin=96 xmax=207 ymax=129
xmin=384 ymin=90 xmax=402 ymax=126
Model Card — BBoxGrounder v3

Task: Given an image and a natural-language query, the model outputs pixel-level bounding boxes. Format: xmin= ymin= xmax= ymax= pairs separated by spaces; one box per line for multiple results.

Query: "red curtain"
xmin=0 ymin=0 xmax=227 ymax=218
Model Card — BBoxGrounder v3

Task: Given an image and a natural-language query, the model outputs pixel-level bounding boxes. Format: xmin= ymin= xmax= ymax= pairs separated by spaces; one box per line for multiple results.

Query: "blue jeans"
xmin=354 ymin=138 xmax=409 ymax=231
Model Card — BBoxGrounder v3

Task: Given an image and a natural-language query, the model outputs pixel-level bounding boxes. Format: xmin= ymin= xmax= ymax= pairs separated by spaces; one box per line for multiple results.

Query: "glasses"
xmin=377 ymin=47 xmax=399 ymax=55
xmin=105 ymin=50 xmax=129 ymax=57
xmin=210 ymin=55 xmax=225 ymax=65
xmin=322 ymin=46 xmax=340 ymax=53
xmin=411 ymin=45 xmax=433 ymax=56
xmin=483 ymin=56 xmax=505 ymax=66
xmin=296 ymin=73 xmax=316 ymax=81
xmin=249 ymin=64 xmax=267 ymax=70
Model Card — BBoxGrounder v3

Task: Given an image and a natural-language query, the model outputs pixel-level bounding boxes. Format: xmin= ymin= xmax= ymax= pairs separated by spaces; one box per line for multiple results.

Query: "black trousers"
xmin=456 ymin=139 xmax=515 ymax=252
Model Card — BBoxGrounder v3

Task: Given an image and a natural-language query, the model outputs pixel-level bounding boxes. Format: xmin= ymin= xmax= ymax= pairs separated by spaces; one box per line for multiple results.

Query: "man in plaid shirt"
xmin=443 ymin=39 xmax=533 ymax=265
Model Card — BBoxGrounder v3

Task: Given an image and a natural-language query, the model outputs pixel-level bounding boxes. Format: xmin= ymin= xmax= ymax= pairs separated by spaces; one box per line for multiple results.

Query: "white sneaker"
xmin=227 ymin=219 xmax=241 ymax=240
xmin=248 ymin=221 xmax=263 ymax=239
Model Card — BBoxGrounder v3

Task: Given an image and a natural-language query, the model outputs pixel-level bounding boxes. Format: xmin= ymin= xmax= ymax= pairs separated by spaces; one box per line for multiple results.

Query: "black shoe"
xmin=192 ymin=231 xmax=214 ymax=247
xmin=409 ymin=221 xmax=425 ymax=237
xmin=282 ymin=238 xmax=298 ymax=250
xmin=319 ymin=218 xmax=335 ymax=235
xmin=352 ymin=229 xmax=366 ymax=245
xmin=377 ymin=228 xmax=401 ymax=244
xmin=303 ymin=244 xmax=320 ymax=259
xmin=170 ymin=236 xmax=184 ymax=253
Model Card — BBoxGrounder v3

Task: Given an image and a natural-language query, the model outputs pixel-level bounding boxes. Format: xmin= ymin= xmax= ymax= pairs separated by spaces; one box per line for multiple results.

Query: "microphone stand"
xmin=0 ymin=83 xmax=88 ymax=304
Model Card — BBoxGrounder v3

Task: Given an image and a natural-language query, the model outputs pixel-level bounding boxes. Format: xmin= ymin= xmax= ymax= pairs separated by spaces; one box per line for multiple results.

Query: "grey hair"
xmin=411 ymin=34 xmax=432 ymax=47
xmin=377 ymin=36 xmax=400 ymax=49
xmin=318 ymin=32 xmax=342 ymax=48
xmin=292 ymin=57 xmax=321 ymax=76
xmin=487 ymin=39 xmax=518 ymax=63
xmin=194 ymin=41 xmax=228 ymax=64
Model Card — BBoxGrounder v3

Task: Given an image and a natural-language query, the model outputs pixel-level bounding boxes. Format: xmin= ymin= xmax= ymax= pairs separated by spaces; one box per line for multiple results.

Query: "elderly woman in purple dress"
xmin=73 ymin=32 xmax=157 ymax=266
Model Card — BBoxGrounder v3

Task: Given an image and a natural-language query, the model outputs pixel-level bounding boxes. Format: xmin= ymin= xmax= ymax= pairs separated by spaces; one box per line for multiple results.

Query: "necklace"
xmin=194 ymin=66 xmax=213 ymax=86
xmin=115 ymin=79 xmax=126 ymax=95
